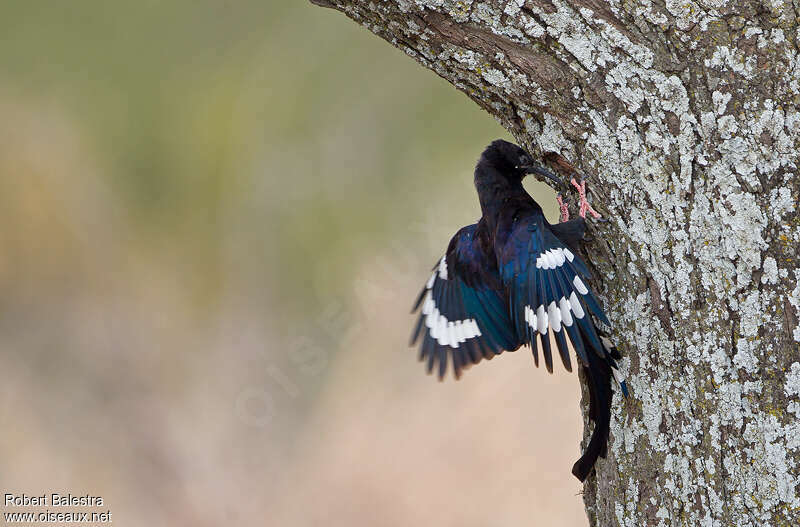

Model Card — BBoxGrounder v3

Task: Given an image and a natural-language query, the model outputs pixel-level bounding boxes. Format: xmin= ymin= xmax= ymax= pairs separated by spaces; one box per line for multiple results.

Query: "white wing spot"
xmin=454 ymin=320 xmax=465 ymax=344
xmin=469 ymin=319 xmax=481 ymax=337
xmin=548 ymin=301 xmax=562 ymax=332
xmin=536 ymin=304 xmax=548 ymax=334
xmin=524 ymin=305 xmax=537 ymax=330
xmin=573 ymin=275 xmax=589 ymax=295
xmin=438 ymin=255 xmax=448 ymax=280
xmin=448 ymin=321 xmax=458 ymax=348
xmin=422 ymin=294 xmax=482 ymax=346
xmin=538 ymin=248 xmax=567 ymax=269
xmin=559 ymin=296 xmax=573 ymax=326
xmin=553 ymin=248 xmax=566 ymax=266
xmin=569 ymin=292 xmax=585 ymax=319
xmin=437 ymin=315 xmax=448 ymax=346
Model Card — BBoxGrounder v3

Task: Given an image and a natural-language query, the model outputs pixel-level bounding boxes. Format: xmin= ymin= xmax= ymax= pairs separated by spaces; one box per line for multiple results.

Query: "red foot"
xmin=570 ymin=178 xmax=602 ymax=220
xmin=556 ymin=194 xmax=570 ymax=222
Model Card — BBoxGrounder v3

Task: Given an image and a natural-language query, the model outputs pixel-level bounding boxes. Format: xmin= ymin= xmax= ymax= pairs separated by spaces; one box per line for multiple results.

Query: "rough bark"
xmin=313 ymin=1 xmax=800 ymax=525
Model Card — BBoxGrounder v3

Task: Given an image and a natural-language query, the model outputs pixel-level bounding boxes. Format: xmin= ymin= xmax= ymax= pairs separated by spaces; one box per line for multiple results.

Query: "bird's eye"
xmin=519 ymin=154 xmax=531 ymax=165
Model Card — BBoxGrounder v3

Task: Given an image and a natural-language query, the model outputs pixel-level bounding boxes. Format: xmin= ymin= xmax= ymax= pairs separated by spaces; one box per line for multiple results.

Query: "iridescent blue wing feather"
xmin=410 ymin=224 xmax=519 ymax=379
xmin=496 ymin=214 xmax=614 ymax=369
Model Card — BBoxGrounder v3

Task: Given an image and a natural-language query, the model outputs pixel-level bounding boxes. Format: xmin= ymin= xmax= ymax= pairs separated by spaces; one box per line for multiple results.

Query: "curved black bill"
xmin=517 ymin=164 xmax=564 ymax=187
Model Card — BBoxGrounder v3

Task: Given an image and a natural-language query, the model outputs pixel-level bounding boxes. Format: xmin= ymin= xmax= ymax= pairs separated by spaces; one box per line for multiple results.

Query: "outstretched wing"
xmin=497 ymin=213 xmax=627 ymax=481
xmin=496 ymin=214 xmax=611 ymax=373
xmin=410 ymin=223 xmax=519 ymax=379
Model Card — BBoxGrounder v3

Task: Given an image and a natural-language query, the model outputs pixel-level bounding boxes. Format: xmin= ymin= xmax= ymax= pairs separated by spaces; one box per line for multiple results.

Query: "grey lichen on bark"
xmin=313 ymin=1 xmax=800 ymax=525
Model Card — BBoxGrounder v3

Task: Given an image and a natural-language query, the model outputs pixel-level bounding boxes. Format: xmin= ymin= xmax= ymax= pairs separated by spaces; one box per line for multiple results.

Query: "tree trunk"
xmin=313 ymin=1 xmax=800 ymax=524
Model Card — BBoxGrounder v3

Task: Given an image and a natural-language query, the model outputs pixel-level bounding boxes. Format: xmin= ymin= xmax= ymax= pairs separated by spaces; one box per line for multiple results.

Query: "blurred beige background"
xmin=0 ymin=2 xmax=587 ymax=526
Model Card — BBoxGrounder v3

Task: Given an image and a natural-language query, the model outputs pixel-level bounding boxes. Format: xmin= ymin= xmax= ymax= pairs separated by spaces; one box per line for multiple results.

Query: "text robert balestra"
xmin=4 ymin=493 xmax=104 ymax=507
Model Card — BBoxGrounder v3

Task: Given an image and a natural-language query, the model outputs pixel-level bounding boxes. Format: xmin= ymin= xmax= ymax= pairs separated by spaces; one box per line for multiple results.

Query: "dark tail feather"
xmin=571 ymin=352 xmax=612 ymax=482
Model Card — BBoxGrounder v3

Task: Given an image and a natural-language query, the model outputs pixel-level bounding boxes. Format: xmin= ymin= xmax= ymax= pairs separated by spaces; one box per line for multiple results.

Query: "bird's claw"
xmin=556 ymin=193 xmax=570 ymax=223
xmin=569 ymin=176 xmax=602 ymax=220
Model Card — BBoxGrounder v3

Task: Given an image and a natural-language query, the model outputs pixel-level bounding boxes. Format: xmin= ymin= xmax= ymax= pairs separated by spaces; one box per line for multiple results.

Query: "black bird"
xmin=410 ymin=139 xmax=628 ymax=482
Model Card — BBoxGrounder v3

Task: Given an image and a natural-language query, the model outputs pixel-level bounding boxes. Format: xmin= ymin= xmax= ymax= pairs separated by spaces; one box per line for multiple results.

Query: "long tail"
xmin=571 ymin=335 xmax=628 ymax=482
xmin=571 ymin=350 xmax=612 ymax=481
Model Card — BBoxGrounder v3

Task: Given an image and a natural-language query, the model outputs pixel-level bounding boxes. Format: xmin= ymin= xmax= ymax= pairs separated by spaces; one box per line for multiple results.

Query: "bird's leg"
xmin=556 ymin=193 xmax=570 ymax=222
xmin=570 ymin=176 xmax=602 ymax=220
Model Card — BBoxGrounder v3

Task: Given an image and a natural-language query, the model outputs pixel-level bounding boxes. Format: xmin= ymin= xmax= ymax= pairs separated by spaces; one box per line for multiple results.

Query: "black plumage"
xmin=410 ymin=139 xmax=629 ymax=481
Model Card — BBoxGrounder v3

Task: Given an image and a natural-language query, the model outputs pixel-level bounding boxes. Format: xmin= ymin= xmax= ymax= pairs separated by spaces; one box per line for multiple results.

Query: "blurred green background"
xmin=0 ymin=2 xmax=586 ymax=526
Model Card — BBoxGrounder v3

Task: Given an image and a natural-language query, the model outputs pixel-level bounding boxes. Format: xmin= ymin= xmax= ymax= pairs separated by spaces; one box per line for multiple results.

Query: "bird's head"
xmin=481 ymin=139 xmax=563 ymax=187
